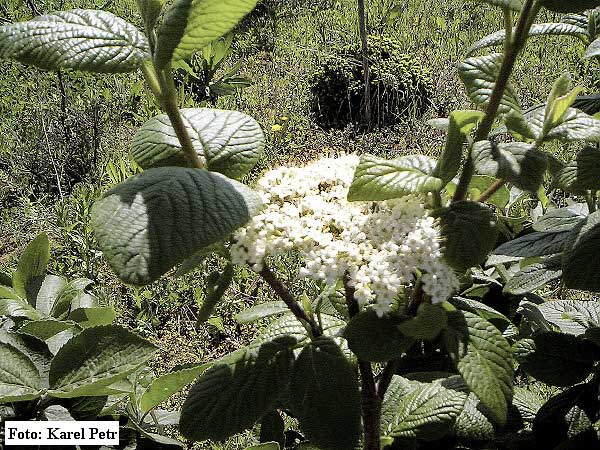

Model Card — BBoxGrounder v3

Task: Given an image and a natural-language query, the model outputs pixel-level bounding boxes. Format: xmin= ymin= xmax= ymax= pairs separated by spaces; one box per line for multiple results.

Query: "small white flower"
xmin=231 ymin=155 xmax=458 ymax=314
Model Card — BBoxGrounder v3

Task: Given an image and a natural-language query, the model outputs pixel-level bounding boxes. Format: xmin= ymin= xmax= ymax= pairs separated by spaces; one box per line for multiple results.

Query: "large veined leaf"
xmin=344 ymin=309 xmax=414 ymax=362
xmin=48 ymin=325 xmax=157 ymax=398
xmin=12 ymin=233 xmax=50 ymax=301
xmin=32 ymin=275 xmax=67 ymax=318
xmin=0 ymin=10 xmax=149 ymax=73
xmin=398 ymin=303 xmax=448 ymax=341
xmin=514 ymin=333 xmax=597 ymax=386
xmin=540 ymin=0 xmax=600 ymax=13
xmin=468 ymin=23 xmax=588 ymax=56
xmin=289 ymin=337 xmax=361 ymax=450
xmin=179 ymin=337 xmax=295 ymax=442
xmin=546 ymin=108 xmax=600 ymax=141
xmin=444 ymin=310 xmax=514 ymax=426
xmin=535 ymin=300 xmax=600 ymax=335
xmin=513 ymin=386 xmax=545 ymax=422
xmin=504 ymin=255 xmax=562 ymax=295
xmin=572 ymin=93 xmax=600 ymax=114
xmin=0 ymin=342 xmax=42 ymax=402
xmin=452 ymin=392 xmax=495 ymax=440
xmin=585 ymin=37 xmax=600 ymax=58
xmin=140 ymin=363 xmax=210 ymax=414
xmin=492 ymin=230 xmax=570 ymax=258
xmin=154 ymin=0 xmax=258 ymax=68
xmin=432 ymin=110 xmax=484 ymax=185
xmin=465 ymin=0 xmax=523 ymax=10
xmin=563 ymin=210 xmax=600 ymax=292
xmin=555 ymin=146 xmax=600 ymax=193
xmin=91 ymin=167 xmax=262 ymax=286
xmin=533 ymin=208 xmax=583 ymax=232
xmin=131 ymin=108 xmax=264 ymax=179
xmin=458 ymin=53 xmax=521 ymax=114
xmin=348 ymin=154 xmax=442 ymax=201
xmin=532 ymin=384 xmax=597 ymax=449
xmin=471 ymin=141 xmax=547 ymax=192
xmin=434 ymin=201 xmax=499 ymax=272
xmin=385 ymin=378 xmax=466 ymax=440
xmin=235 ymin=302 xmax=288 ymax=324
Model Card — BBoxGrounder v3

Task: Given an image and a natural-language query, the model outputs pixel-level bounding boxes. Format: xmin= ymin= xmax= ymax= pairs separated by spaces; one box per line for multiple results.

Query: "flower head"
xmin=231 ymin=155 xmax=458 ymax=315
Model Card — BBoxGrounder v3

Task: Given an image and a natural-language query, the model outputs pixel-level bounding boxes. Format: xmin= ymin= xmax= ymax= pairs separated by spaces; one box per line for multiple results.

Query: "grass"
xmin=0 ymin=0 xmax=598 ymax=448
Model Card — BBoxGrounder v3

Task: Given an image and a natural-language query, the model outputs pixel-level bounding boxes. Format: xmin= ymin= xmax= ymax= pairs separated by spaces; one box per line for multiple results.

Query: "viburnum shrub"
xmin=5 ymin=0 xmax=600 ymax=449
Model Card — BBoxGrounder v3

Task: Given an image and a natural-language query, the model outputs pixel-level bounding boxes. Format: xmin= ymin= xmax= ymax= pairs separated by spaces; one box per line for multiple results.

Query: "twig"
xmin=259 ymin=265 xmax=321 ymax=338
xmin=477 ymin=178 xmax=506 ymax=203
xmin=453 ymin=0 xmax=540 ymax=202
xmin=377 ymin=359 xmax=400 ymax=399
xmin=343 ymin=272 xmax=380 ymax=450
xmin=25 ymin=0 xmax=42 ymax=16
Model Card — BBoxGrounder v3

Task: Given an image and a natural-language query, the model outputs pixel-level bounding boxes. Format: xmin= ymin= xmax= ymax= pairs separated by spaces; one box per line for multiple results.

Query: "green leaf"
xmin=504 ymin=255 xmax=563 ymax=295
xmin=0 ymin=10 xmax=150 ymax=73
xmin=289 ymin=337 xmax=361 ymax=450
xmin=140 ymin=363 xmax=210 ymax=414
xmin=398 ymin=303 xmax=448 ymax=341
xmin=458 ymin=53 xmax=521 ymax=114
xmin=179 ymin=337 xmax=295 ymax=442
xmin=68 ymin=307 xmax=116 ymax=328
xmin=445 ymin=175 xmax=511 ymax=208
xmin=0 ymin=297 xmax=40 ymax=320
xmin=471 ymin=141 xmax=547 ymax=192
xmin=444 ymin=310 xmax=514 ymax=425
xmin=235 ymin=301 xmax=288 ymax=324
xmin=450 ymin=297 xmax=511 ymax=330
xmin=532 ymin=384 xmax=598 ymax=449
xmin=32 ymin=275 xmax=67 ymax=317
xmin=434 ymin=201 xmax=499 ymax=272
xmin=344 ymin=309 xmax=414 ymax=362
xmin=12 ymin=233 xmax=50 ymax=300
xmin=18 ymin=319 xmax=77 ymax=339
xmin=50 ymin=278 xmax=94 ymax=319
xmin=514 ymin=333 xmax=597 ymax=386
xmin=0 ymin=342 xmax=43 ymax=402
xmin=585 ymin=37 xmax=600 ymax=59
xmin=466 ymin=0 xmax=523 ymax=10
xmin=492 ymin=230 xmax=570 ymax=258
xmin=533 ymin=208 xmax=583 ymax=232
xmin=452 ymin=392 xmax=495 ymax=440
xmin=348 ymin=154 xmax=442 ymax=201
xmin=468 ymin=23 xmax=587 ymax=56
xmin=432 ymin=110 xmax=484 ymax=185
xmin=385 ymin=378 xmax=466 ymax=440
xmin=555 ymin=146 xmax=600 ymax=193
xmin=131 ymin=108 xmax=264 ymax=179
xmin=545 ymin=108 xmax=600 ymax=141
xmin=155 ymin=0 xmax=258 ymax=68
xmin=513 ymin=386 xmax=544 ymax=422
xmin=91 ymin=167 xmax=262 ymax=286
xmin=535 ymin=300 xmax=600 ymax=335
xmin=540 ymin=0 xmax=600 ymax=13
xmin=563 ymin=210 xmax=600 ymax=292
xmin=48 ymin=325 xmax=157 ymax=398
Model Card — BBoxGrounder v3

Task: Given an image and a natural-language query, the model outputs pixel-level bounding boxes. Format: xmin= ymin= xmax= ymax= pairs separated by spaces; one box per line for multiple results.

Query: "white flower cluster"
xmin=231 ymin=155 xmax=459 ymax=316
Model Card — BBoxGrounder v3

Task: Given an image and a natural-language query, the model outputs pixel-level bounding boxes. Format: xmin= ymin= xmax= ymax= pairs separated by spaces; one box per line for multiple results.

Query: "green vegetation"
xmin=3 ymin=0 xmax=600 ymax=450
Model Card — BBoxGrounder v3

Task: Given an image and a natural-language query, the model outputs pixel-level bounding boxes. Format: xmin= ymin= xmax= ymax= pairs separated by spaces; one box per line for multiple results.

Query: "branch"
xmin=342 ymin=272 xmax=380 ymax=450
xmin=453 ymin=0 xmax=539 ymax=202
xmin=477 ymin=178 xmax=506 ymax=203
xmin=259 ymin=265 xmax=321 ymax=337
xmin=377 ymin=359 xmax=400 ymax=399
